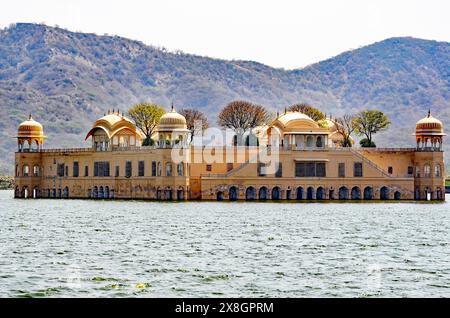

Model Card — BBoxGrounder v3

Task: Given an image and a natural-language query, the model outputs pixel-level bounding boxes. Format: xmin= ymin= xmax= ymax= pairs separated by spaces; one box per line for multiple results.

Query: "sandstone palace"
xmin=14 ymin=107 xmax=446 ymax=201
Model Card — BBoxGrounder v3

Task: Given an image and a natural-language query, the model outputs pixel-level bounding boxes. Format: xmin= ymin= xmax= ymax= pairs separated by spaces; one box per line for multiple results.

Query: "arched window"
xmin=306 ymin=136 xmax=313 ymax=148
xmin=23 ymin=165 xmax=30 ymax=176
xmin=307 ymin=187 xmax=314 ymax=200
xmin=296 ymin=187 xmax=304 ymax=200
xmin=157 ymin=162 xmax=162 ymax=176
xmin=316 ymin=187 xmax=325 ymax=200
xmin=364 ymin=187 xmax=373 ymax=200
xmin=380 ymin=186 xmax=389 ymax=200
xmin=351 ymin=187 xmax=361 ymax=200
xmin=271 ymin=187 xmax=281 ymax=200
xmin=15 ymin=165 xmax=19 ymax=177
xmin=415 ymin=166 xmax=420 ymax=177
xmin=166 ymin=162 xmax=172 ymax=176
xmin=435 ymin=165 xmax=441 ymax=177
xmin=424 ymin=165 xmax=431 ymax=178
xmin=33 ymin=165 xmax=40 ymax=176
xmin=259 ymin=187 xmax=268 ymax=200
xmin=339 ymin=187 xmax=349 ymax=200
xmin=177 ymin=163 xmax=184 ymax=176
xmin=316 ymin=136 xmax=323 ymax=148
xmin=229 ymin=186 xmax=238 ymax=201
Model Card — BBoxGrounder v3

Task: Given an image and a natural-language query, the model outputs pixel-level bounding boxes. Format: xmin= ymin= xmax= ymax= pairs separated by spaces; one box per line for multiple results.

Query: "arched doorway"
xmin=364 ymin=187 xmax=373 ymax=200
xmin=229 ymin=186 xmax=238 ymax=201
xmin=259 ymin=187 xmax=268 ymax=200
xmin=33 ymin=187 xmax=40 ymax=199
xmin=316 ymin=187 xmax=325 ymax=200
xmin=63 ymin=186 xmax=69 ymax=198
xmin=351 ymin=187 xmax=361 ymax=200
xmin=271 ymin=187 xmax=281 ymax=200
xmin=246 ymin=187 xmax=256 ymax=200
xmin=216 ymin=191 xmax=224 ymax=201
xmin=380 ymin=187 xmax=389 ymax=200
xmin=177 ymin=187 xmax=184 ymax=200
xmin=307 ymin=187 xmax=314 ymax=200
xmin=339 ymin=187 xmax=349 ymax=200
xmin=296 ymin=187 xmax=304 ymax=200
xmin=104 ymin=186 xmax=110 ymax=199
xmin=166 ymin=187 xmax=173 ymax=200
xmin=394 ymin=191 xmax=401 ymax=200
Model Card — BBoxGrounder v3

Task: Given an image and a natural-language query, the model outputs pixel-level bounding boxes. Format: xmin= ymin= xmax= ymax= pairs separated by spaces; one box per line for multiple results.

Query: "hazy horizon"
xmin=1 ymin=0 xmax=449 ymax=69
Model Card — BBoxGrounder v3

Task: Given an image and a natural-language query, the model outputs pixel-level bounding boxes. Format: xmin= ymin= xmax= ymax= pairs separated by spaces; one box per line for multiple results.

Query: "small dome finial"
xmin=276 ymin=111 xmax=280 ymax=118
xmin=428 ymin=109 xmax=431 ymax=118
xmin=28 ymin=113 xmax=33 ymax=121
xmin=171 ymin=102 xmax=174 ymax=112
xmin=284 ymin=107 xmax=287 ymax=114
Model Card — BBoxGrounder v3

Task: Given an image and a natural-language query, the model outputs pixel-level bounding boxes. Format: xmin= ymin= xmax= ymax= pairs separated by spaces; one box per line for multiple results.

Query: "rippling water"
xmin=1 ymin=190 xmax=449 ymax=298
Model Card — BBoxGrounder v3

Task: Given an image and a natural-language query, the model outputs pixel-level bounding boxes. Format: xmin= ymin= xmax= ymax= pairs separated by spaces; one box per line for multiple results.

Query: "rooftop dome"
xmin=415 ymin=110 xmax=446 ymax=136
xmin=17 ymin=114 xmax=45 ymax=138
xmin=85 ymin=110 xmax=142 ymax=140
xmin=157 ymin=107 xmax=188 ymax=132
xmin=276 ymin=111 xmax=317 ymax=127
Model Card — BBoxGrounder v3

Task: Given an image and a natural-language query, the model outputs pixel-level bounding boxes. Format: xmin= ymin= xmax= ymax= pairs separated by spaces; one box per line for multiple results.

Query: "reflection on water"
xmin=0 ymin=191 xmax=449 ymax=298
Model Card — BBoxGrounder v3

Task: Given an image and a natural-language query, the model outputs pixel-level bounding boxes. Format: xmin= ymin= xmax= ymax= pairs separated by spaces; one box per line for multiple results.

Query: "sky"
xmin=1 ymin=0 xmax=449 ymax=69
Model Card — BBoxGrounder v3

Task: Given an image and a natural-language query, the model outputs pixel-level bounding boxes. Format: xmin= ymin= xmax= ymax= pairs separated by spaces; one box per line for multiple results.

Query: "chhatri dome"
xmin=17 ymin=114 xmax=46 ymax=151
xmin=156 ymin=105 xmax=189 ymax=147
xmin=415 ymin=110 xmax=445 ymax=136
xmin=157 ymin=105 xmax=188 ymax=131
xmin=414 ymin=110 xmax=446 ymax=151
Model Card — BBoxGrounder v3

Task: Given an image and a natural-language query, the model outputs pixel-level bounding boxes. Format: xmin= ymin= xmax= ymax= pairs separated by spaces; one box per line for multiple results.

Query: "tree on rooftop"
xmin=128 ymin=102 xmax=165 ymax=146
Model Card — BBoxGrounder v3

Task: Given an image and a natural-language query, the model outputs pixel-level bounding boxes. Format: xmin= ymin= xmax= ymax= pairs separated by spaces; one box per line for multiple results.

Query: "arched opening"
xmin=316 ymin=187 xmax=325 ymax=200
xmin=307 ymin=187 xmax=314 ymax=200
xmin=339 ymin=187 xmax=349 ymax=200
xmin=58 ymin=188 xmax=62 ymax=198
xmin=52 ymin=188 xmax=56 ymax=198
xmin=104 ymin=186 xmax=110 ymax=199
xmin=33 ymin=165 xmax=40 ymax=177
xmin=229 ymin=186 xmax=238 ymax=201
xmin=166 ymin=187 xmax=173 ymax=200
xmin=306 ymin=136 xmax=313 ymax=148
xmin=99 ymin=186 xmax=104 ymax=199
xmin=23 ymin=165 xmax=30 ymax=177
xmin=424 ymin=165 xmax=431 ymax=178
xmin=15 ymin=186 xmax=20 ymax=198
xmin=394 ymin=191 xmax=401 ymax=200
xmin=435 ymin=165 xmax=441 ymax=177
xmin=177 ymin=187 xmax=184 ymax=200
xmin=380 ymin=187 xmax=389 ymax=200
xmin=351 ymin=187 xmax=361 ymax=200
xmin=296 ymin=187 xmax=304 ymax=200
xmin=246 ymin=187 xmax=256 ymax=200
xmin=33 ymin=187 xmax=40 ymax=199
xmin=316 ymin=136 xmax=323 ymax=148
xmin=93 ymin=186 xmax=98 ymax=199
xmin=364 ymin=187 xmax=373 ymax=200
xmin=271 ymin=187 xmax=281 ymax=200
xmin=216 ymin=191 xmax=224 ymax=201
xmin=63 ymin=186 xmax=69 ymax=198
xmin=259 ymin=187 xmax=268 ymax=200
xmin=165 ymin=162 xmax=172 ymax=177
xmin=22 ymin=187 xmax=29 ymax=198
xmin=436 ymin=188 xmax=442 ymax=200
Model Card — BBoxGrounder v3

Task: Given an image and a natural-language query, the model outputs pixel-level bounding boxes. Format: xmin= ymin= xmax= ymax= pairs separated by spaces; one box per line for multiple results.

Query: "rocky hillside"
xmin=0 ymin=23 xmax=449 ymax=174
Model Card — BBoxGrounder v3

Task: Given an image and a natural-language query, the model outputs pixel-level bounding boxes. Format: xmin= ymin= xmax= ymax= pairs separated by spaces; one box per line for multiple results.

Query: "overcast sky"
xmin=1 ymin=0 xmax=449 ymax=69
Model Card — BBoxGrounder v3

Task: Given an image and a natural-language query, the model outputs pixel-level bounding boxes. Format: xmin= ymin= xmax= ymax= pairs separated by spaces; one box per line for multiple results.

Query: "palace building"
xmin=14 ymin=108 xmax=446 ymax=201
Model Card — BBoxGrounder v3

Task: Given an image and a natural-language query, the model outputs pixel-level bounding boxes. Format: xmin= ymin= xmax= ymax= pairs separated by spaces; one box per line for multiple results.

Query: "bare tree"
xmin=218 ymin=100 xmax=271 ymax=145
xmin=333 ymin=114 xmax=356 ymax=147
xmin=179 ymin=108 xmax=209 ymax=143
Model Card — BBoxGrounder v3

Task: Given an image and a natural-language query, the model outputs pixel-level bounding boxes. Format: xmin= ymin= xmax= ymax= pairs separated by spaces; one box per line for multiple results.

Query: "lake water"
xmin=0 ymin=190 xmax=449 ymax=298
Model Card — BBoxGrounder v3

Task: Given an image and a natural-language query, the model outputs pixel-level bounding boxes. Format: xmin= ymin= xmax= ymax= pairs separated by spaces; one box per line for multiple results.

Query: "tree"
xmin=179 ymin=108 xmax=209 ymax=143
xmin=218 ymin=101 xmax=271 ymax=145
xmin=287 ymin=103 xmax=325 ymax=122
xmin=353 ymin=110 xmax=391 ymax=147
xmin=359 ymin=138 xmax=376 ymax=148
xmin=128 ymin=103 xmax=165 ymax=145
xmin=333 ymin=114 xmax=356 ymax=147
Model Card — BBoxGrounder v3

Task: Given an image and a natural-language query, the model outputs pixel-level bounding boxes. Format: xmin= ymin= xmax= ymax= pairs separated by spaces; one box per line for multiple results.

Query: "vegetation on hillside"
xmin=0 ymin=23 xmax=449 ymax=173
